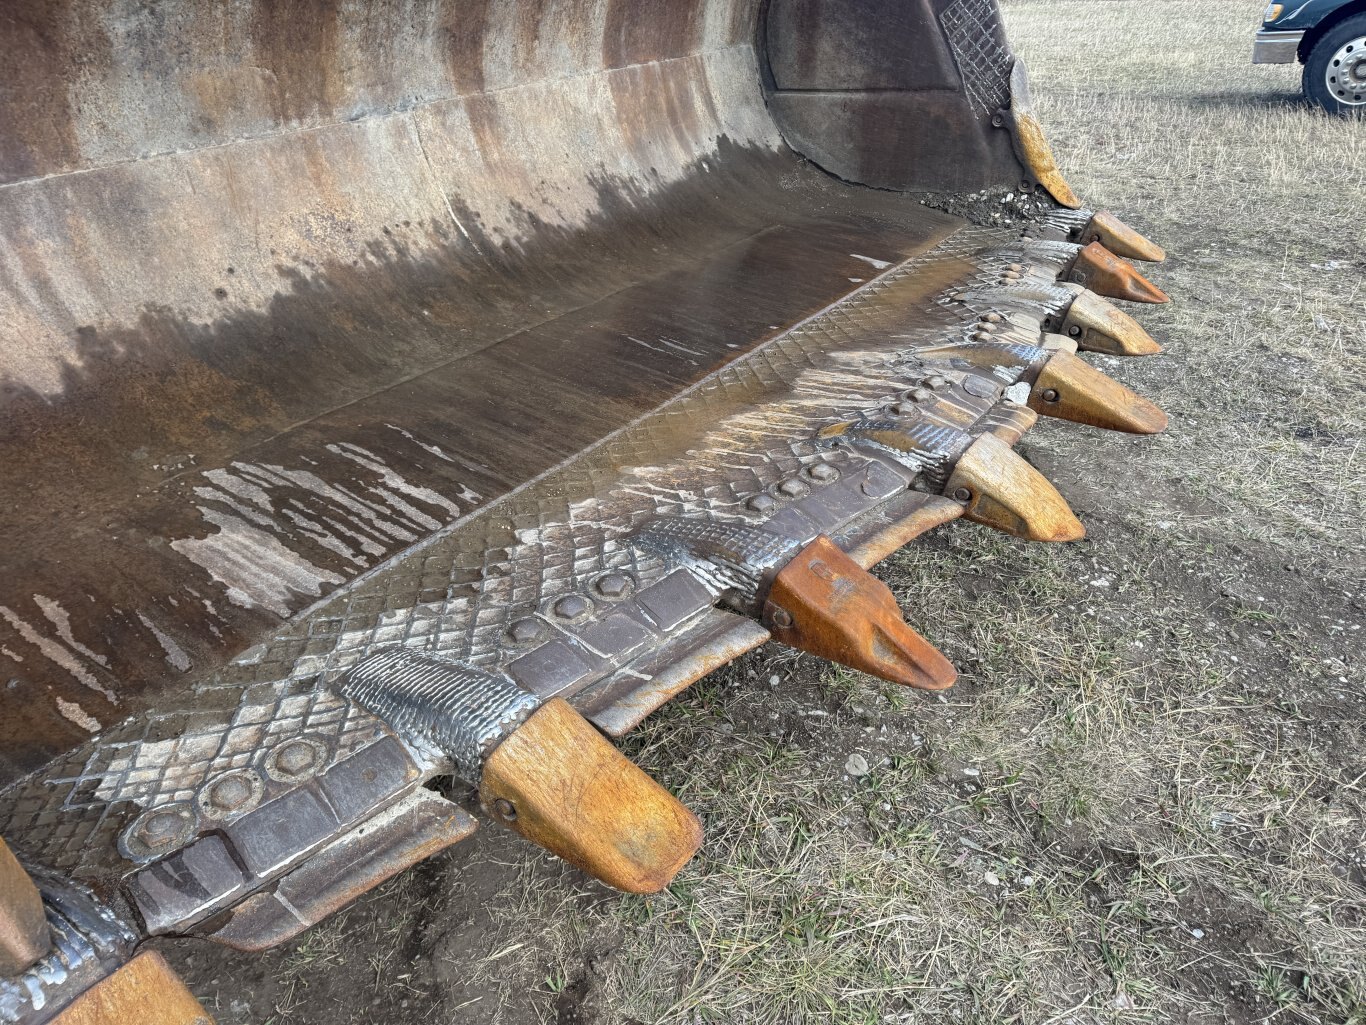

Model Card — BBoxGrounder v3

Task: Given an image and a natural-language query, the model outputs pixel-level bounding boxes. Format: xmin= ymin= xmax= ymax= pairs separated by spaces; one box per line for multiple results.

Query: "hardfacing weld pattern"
xmin=341 ymin=650 xmax=539 ymax=780
xmin=940 ymin=0 xmax=1015 ymax=115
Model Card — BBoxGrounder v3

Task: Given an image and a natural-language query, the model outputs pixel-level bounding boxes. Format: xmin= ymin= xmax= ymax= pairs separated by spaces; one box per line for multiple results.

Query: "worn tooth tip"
xmin=1031 ymin=351 xmax=1169 ymax=435
xmin=872 ymin=624 xmax=959 ymax=691
xmin=946 ymin=433 xmax=1084 ymax=543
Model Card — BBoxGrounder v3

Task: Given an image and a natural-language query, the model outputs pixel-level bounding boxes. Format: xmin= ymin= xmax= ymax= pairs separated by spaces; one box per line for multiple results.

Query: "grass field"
xmin=171 ymin=3 xmax=1366 ymax=1022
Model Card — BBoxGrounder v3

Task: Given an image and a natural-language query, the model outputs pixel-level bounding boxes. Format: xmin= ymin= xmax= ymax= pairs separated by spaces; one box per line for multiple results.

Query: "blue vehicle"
xmin=1255 ymin=1 xmax=1366 ymax=112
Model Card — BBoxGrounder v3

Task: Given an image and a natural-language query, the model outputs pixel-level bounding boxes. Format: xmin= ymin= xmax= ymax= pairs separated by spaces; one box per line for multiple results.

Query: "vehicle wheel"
xmin=1303 ymin=13 xmax=1366 ymax=114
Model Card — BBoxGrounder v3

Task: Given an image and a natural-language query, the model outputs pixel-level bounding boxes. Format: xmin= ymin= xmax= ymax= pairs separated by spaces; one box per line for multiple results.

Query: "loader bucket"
xmin=0 ymin=0 xmax=1170 ymax=1015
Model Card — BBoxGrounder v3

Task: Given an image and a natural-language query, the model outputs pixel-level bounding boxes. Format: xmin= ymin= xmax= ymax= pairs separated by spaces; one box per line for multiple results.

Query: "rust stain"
xmin=440 ymin=0 xmax=493 ymax=94
xmin=0 ymin=0 xmax=109 ymax=183
xmin=248 ymin=0 xmax=343 ymax=126
xmin=604 ymin=0 xmax=706 ymax=68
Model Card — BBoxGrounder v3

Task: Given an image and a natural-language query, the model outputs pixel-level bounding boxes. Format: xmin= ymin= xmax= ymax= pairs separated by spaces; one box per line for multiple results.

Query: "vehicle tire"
xmin=1303 ymin=13 xmax=1366 ymax=114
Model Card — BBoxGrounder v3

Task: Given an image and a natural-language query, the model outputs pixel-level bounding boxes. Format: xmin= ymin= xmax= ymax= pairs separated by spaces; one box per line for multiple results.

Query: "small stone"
xmin=984 ymin=871 xmax=1000 ymax=886
xmin=844 ymin=753 xmax=870 ymax=776
xmin=1112 ymin=993 xmax=1136 ymax=1010
xmin=1190 ymin=927 xmax=1205 ymax=940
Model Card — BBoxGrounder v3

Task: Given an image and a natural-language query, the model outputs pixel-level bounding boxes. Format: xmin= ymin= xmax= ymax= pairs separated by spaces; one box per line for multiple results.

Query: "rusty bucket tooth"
xmin=480 ymin=698 xmax=702 ymax=894
xmin=46 ymin=952 xmax=213 ymax=1025
xmin=944 ymin=434 xmax=1085 ymax=542
xmin=765 ymin=536 xmax=957 ymax=691
xmin=0 ymin=836 xmax=48 ymax=976
xmin=1083 ymin=211 xmax=1166 ymax=263
xmin=1029 ymin=351 xmax=1169 ymax=435
xmin=1069 ymin=243 xmax=1169 ymax=304
xmin=1062 ymin=289 xmax=1163 ymax=356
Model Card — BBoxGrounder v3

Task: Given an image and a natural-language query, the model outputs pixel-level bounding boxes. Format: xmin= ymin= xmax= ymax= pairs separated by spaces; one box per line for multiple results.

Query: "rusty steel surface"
xmin=0 ymin=0 xmax=1176 ymax=1007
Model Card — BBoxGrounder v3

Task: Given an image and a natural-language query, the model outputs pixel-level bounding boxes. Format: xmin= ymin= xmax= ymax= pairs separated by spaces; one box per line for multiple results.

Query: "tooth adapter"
xmin=817 ymin=418 xmax=1083 ymax=543
xmin=344 ymin=650 xmax=701 ymax=894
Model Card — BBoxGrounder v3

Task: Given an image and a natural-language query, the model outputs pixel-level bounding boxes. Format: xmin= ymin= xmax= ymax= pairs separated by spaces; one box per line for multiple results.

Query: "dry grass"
xmin=174 ymin=3 xmax=1365 ymax=1023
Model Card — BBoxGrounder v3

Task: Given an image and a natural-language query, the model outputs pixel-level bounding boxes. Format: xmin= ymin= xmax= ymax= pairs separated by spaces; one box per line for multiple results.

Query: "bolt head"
xmin=206 ymin=774 xmax=253 ymax=813
xmin=1042 ymin=388 xmax=1061 ymax=403
xmin=507 ymin=616 xmax=546 ymax=644
xmin=953 ymin=487 xmax=973 ymax=502
xmin=891 ymin=401 xmax=916 ymax=416
xmin=275 ymin=739 xmax=319 ymax=776
xmin=747 ymin=493 xmax=778 ymax=514
xmin=1068 ymin=325 xmax=1082 ymax=337
xmin=1008 ymin=263 xmax=1024 ymax=272
xmin=595 ymin=573 xmax=633 ymax=600
xmin=140 ymin=810 xmax=186 ymax=846
xmin=771 ymin=609 xmax=794 ymax=629
xmin=553 ymin=594 xmax=590 ymax=620
xmin=974 ymin=322 xmax=996 ymax=333
xmin=807 ymin=462 xmax=839 ymax=482
xmin=972 ymin=331 xmax=993 ymax=343
xmin=984 ymin=313 xmax=1004 ymax=324
xmin=925 ymin=376 xmax=949 ymax=390
xmin=131 ymin=804 xmax=195 ymax=853
xmin=777 ymin=478 xmax=808 ymax=499
xmin=493 ymin=798 xmax=517 ymax=821
xmin=910 ymin=387 xmax=934 ymax=402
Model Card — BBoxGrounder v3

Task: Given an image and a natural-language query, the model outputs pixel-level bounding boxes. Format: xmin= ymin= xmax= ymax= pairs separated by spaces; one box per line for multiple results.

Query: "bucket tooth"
xmin=45 ymin=951 xmax=214 ymax=1025
xmin=1029 ymin=351 xmax=1169 ymax=435
xmin=480 ymin=697 xmax=703 ymax=894
xmin=1062 ymin=289 xmax=1163 ymax=356
xmin=765 ymin=536 xmax=957 ymax=691
xmin=944 ymin=434 xmax=1085 ymax=542
xmin=0 ymin=836 xmax=48 ymax=976
xmin=1082 ymin=211 xmax=1166 ymax=263
xmin=1068 ymin=243 xmax=1169 ymax=304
